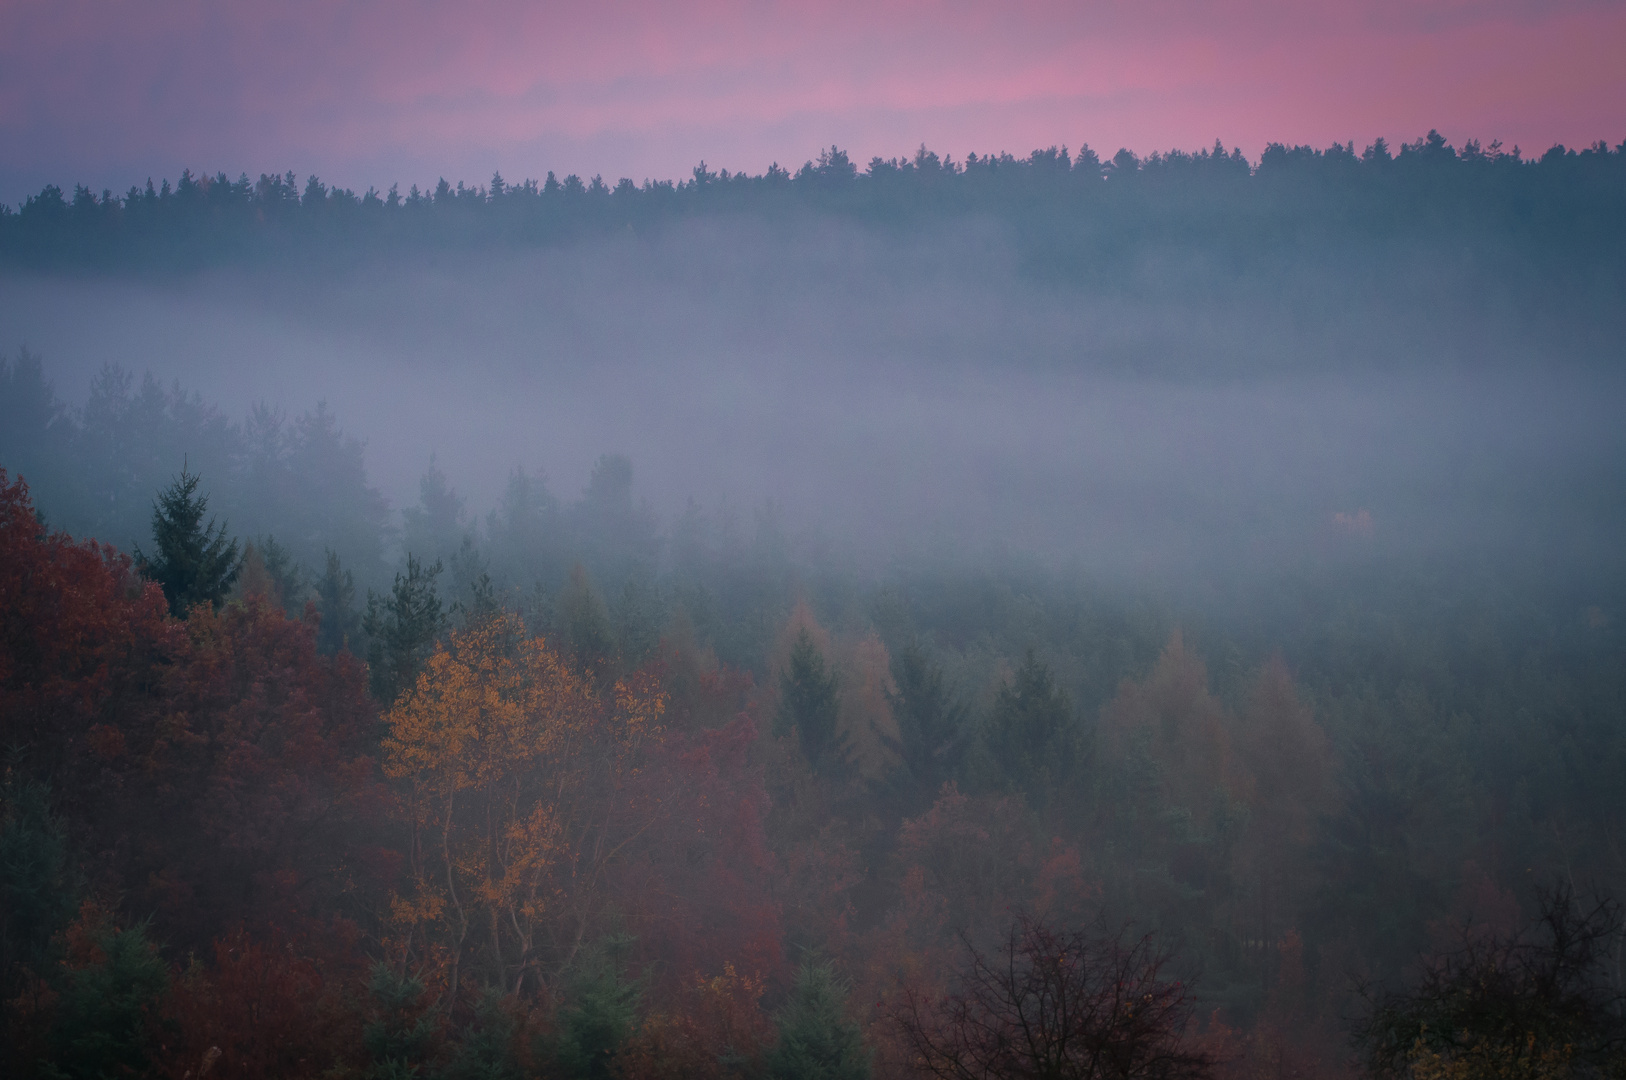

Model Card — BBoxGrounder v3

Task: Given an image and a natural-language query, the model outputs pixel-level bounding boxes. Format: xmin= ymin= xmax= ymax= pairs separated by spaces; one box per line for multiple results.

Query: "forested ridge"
xmin=5 ymin=133 xmax=1625 ymax=292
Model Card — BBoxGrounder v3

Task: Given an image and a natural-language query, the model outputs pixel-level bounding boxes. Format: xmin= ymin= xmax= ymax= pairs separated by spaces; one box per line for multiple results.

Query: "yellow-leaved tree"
xmin=381 ymin=611 xmax=665 ymax=998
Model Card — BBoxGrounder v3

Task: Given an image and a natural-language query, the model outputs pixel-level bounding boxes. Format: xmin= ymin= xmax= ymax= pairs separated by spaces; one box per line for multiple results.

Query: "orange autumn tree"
xmin=381 ymin=611 xmax=665 ymax=999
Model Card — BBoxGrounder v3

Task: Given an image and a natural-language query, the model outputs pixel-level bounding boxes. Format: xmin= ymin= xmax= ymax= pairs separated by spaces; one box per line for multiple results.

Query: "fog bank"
xmin=3 ymin=215 xmax=1621 ymax=584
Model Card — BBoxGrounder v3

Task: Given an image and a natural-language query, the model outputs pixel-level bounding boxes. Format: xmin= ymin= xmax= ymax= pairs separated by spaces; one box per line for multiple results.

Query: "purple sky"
xmin=2 ymin=0 xmax=1623 ymax=204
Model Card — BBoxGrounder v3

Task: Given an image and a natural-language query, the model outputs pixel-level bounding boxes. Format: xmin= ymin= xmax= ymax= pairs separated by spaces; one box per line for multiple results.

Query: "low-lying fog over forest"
xmin=3 ymin=137 xmax=1625 ymax=1079
xmin=6 ymin=142 xmax=1624 ymax=583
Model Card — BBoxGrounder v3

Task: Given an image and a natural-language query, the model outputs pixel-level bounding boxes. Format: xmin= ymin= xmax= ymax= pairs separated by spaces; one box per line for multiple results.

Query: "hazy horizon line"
xmin=12 ymin=128 xmax=1622 ymax=211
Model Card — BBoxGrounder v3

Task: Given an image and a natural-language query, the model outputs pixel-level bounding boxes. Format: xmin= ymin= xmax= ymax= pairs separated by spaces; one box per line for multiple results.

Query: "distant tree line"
xmin=0 ymin=349 xmax=391 ymax=589
xmin=3 ymin=133 xmax=1624 ymax=293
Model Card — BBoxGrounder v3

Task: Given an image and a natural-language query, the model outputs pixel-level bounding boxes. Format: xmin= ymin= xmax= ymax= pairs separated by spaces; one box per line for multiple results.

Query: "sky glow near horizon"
xmin=1 ymin=0 xmax=1624 ymax=204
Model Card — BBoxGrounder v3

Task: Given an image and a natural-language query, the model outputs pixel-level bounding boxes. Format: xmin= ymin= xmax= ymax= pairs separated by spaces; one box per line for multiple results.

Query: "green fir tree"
xmin=136 ymin=465 xmax=241 ymax=616
xmin=316 ymin=548 xmax=362 ymax=655
xmin=364 ymin=554 xmax=446 ymax=704
xmin=776 ymin=629 xmax=851 ymax=777
xmin=984 ymin=649 xmax=1078 ymax=806
xmin=554 ymin=938 xmax=642 ymax=1080
xmin=361 ymin=963 xmax=439 ymax=1080
xmin=46 ymin=920 xmax=169 ymax=1080
xmin=768 ymin=961 xmax=871 ymax=1080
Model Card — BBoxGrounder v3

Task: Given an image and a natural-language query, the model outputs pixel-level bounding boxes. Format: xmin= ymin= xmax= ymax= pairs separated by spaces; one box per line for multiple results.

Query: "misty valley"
xmin=2 ymin=136 xmax=1625 ymax=1079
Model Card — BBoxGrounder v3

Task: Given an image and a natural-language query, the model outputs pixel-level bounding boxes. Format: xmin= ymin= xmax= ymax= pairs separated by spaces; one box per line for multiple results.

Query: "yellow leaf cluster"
xmin=378 ymin=612 xmax=669 ymax=994
xmin=383 ymin=614 xmax=593 ymax=790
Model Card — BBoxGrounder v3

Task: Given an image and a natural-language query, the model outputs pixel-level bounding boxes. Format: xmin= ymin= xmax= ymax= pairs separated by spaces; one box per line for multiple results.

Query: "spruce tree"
xmin=554 ymin=940 xmax=642 ymax=1080
xmin=881 ymin=643 xmax=970 ymax=808
xmin=47 ymin=920 xmax=169 ymax=1080
xmin=0 ymin=779 xmax=80 ymax=1004
xmin=401 ymin=458 xmax=468 ymax=567
xmin=768 ymin=962 xmax=871 ymax=1080
xmin=559 ymin=563 xmax=616 ymax=683
xmin=363 ymin=554 xmax=445 ymax=704
xmin=136 ymin=465 xmax=241 ymax=616
xmin=984 ymin=649 xmax=1077 ymax=806
xmin=442 ymin=989 xmax=524 ymax=1080
xmin=776 ymin=629 xmax=850 ymax=777
xmin=361 ymin=963 xmax=439 ymax=1080
xmin=316 ymin=548 xmax=361 ymax=655
xmin=258 ymin=533 xmax=305 ymax=615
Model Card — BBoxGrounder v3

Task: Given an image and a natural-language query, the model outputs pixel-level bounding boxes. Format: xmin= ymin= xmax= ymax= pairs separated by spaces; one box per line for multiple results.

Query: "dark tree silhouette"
xmin=776 ymin=628 xmax=850 ymax=777
xmin=1355 ymin=883 xmax=1626 ymax=1079
xmin=136 ymin=465 xmax=241 ymax=616
xmin=892 ymin=916 xmax=1214 ymax=1080
xmin=363 ymin=553 xmax=445 ymax=704
xmin=984 ymin=650 xmax=1077 ymax=806
xmin=315 ymin=548 xmax=361 ymax=655
xmin=880 ymin=643 xmax=969 ymax=809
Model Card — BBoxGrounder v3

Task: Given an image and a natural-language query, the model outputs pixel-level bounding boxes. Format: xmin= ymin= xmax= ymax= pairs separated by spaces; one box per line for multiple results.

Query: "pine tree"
xmin=0 ymin=779 xmax=80 ymax=1007
xmin=443 ymin=989 xmax=524 ymax=1080
xmin=401 ymin=458 xmax=468 ymax=566
xmin=363 ymin=554 xmax=445 ymax=704
xmin=316 ymin=548 xmax=361 ymax=655
xmin=881 ymin=643 xmax=969 ymax=808
xmin=136 ymin=465 xmax=241 ymax=616
xmin=776 ymin=629 xmax=850 ymax=777
xmin=258 ymin=533 xmax=305 ymax=615
xmin=984 ymin=649 xmax=1077 ymax=806
xmin=768 ymin=962 xmax=871 ymax=1080
xmin=361 ymin=963 xmax=439 ymax=1080
xmin=48 ymin=919 xmax=169 ymax=1080
xmin=555 ymin=940 xmax=643 ymax=1080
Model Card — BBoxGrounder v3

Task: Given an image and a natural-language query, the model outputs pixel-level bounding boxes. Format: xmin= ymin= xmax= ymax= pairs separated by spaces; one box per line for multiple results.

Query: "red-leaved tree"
xmin=1 ymin=468 xmax=388 ymax=950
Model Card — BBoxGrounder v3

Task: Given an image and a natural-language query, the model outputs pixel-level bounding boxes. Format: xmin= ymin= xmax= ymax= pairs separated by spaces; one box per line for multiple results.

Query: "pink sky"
xmin=2 ymin=0 xmax=1623 ymax=203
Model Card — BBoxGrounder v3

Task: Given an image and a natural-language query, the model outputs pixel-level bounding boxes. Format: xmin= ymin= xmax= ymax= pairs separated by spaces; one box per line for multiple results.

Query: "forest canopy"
xmin=2 ymin=130 xmax=1625 ymax=1079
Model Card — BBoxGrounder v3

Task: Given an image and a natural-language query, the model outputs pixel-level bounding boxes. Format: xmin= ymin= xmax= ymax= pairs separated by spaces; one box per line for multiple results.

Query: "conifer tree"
xmin=881 ymin=643 xmax=969 ymax=807
xmin=560 ymin=562 xmax=616 ymax=682
xmin=0 ymin=778 xmax=79 ymax=1014
xmin=984 ymin=649 xmax=1077 ymax=806
xmin=555 ymin=941 xmax=643 ymax=1080
xmin=136 ymin=465 xmax=241 ymax=616
xmin=363 ymin=554 xmax=445 ymax=704
xmin=401 ymin=458 xmax=468 ymax=567
xmin=316 ymin=548 xmax=361 ymax=655
xmin=776 ymin=629 xmax=850 ymax=777
xmin=768 ymin=961 xmax=871 ymax=1080
xmin=361 ymin=963 xmax=440 ymax=1080
xmin=443 ymin=989 xmax=524 ymax=1080
xmin=47 ymin=919 xmax=169 ymax=1080
xmin=257 ymin=533 xmax=305 ymax=615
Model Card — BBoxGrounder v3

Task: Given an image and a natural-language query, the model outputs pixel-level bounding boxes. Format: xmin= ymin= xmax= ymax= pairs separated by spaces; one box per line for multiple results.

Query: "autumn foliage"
xmin=0 ymin=468 xmax=786 ymax=1077
xmin=0 ymin=469 xmax=175 ymax=785
xmin=10 ymin=460 xmax=1623 ymax=1080
xmin=381 ymin=611 xmax=666 ymax=995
